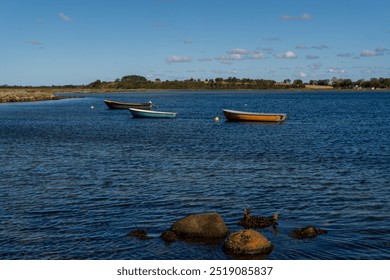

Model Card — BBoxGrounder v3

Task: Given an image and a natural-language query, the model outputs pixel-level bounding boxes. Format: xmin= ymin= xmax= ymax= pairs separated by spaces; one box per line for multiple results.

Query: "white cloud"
xmin=276 ymin=51 xmax=297 ymax=59
xmin=215 ymin=48 xmax=267 ymax=63
xmin=216 ymin=54 xmax=243 ymax=61
xmin=166 ymin=56 xmax=192 ymax=63
xmin=280 ymin=13 xmax=312 ymax=20
xmin=250 ymin=52 xmax=265 ymax=59
xmin=328 ymin=67 xmax=345 ymax=73
xmin=298 ymin=72 xmax=307 ymax=78
xmin=228 ymin=48 xmax=250 ymax=55
xmin=360 ymin=47 xmax=389 ymax=57
xmin=360 ymin=50 xmax=376 ymax=57
xmin=302 ymin=13 xmax=312 ymax=20
xmin=59 ymin=12 xmax=71 ymax=22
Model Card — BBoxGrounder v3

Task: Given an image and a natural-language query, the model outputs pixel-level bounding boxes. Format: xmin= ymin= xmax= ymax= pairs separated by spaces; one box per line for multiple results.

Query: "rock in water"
xmin=223 ymin=229 xmax=273 ymax=255
xmin=160 ymin=230 xmax=177 ymax=243
xmin=127 ymin=229 xmax=151 ymax=240
xmin=171 ymin=212 xmax=229 ymax=240
xmin=289 ymin=226 xmax=328 ymax=239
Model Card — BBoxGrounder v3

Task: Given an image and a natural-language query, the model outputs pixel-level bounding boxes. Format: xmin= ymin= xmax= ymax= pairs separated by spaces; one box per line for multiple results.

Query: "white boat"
xmin=129 ymin=108 xmax=177 ymax=118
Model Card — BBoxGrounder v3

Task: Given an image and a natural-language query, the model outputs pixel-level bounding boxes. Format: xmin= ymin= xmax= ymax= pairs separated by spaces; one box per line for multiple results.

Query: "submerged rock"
xmin=223 ymin=229 xmax=273 ymax=255
xmin=289 ymin=226 xmax=328 ymax=239
xmin=160 ymin=230 xmax=177 ymax=243
xmin=127 ymin=229 xmax=151 ymax=240
xmin=171 ymin=212 xmax=229 ymax=241
xmin=238 ymin=208 xmax=278 ymax=229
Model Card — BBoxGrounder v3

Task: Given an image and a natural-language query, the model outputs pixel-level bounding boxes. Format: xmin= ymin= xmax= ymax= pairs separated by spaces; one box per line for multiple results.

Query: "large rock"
xmin=223 ymin=229 xmax=273 ymax=255
xmin=171 ymin=212 xmax=229 ymax=240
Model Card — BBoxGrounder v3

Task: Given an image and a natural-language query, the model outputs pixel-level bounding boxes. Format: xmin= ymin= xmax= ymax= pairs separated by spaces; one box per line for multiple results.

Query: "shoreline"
xmin=0 ymin=86 xmax=385 ymax=103
xmin=0 ymin=88 xmax=165 ymax=103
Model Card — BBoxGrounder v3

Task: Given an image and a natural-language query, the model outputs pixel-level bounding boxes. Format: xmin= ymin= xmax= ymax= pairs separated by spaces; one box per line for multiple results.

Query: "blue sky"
xmin=1 ymin=0 xmax=389 ymax=86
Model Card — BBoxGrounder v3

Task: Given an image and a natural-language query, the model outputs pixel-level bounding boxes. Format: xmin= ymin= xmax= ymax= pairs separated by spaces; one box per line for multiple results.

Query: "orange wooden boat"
xmin=223 ymin=109 xmax=286 ymax=122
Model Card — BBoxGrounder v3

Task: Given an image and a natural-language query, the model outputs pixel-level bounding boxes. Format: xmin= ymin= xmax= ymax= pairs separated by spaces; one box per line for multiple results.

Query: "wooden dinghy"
xmin=104 ymin=99 xmax=152 ymax=109
xmin=223 ymin=109 xmax=286 ymax=122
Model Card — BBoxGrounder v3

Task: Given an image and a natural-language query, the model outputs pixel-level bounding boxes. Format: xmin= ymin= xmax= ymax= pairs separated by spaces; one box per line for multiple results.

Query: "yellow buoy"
xmin=214 ymin=116 xmax=220 ymax=122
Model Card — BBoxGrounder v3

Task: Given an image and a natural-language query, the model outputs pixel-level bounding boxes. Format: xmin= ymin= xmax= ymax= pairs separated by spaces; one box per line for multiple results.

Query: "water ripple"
xmin=1 ymin=91 xmax=390 ymax=259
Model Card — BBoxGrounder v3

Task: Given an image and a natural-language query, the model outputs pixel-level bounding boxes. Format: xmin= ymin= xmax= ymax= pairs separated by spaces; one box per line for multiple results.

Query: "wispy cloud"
xmin=264 ymin=37 xmax=281 ymax=42
xmin=311 ymin=44 xmax=328 ymax=50
xmin=25 ymin=40 xmax=43 ymax=46
xmin=296 ymin=44 xmax=328 ymax=50
xmin=296 ymin=44 xmax=307 ymax=49
xmin=337 ymin=53 xmax=353 ymax=57
xmin=228 ymin=48 xmax=251 ymax=55
xmin=59 ymin=12 xmax=71 ymax=22
xmin=276 ymin=51 xmax=298 ymax=59
xmin=280 ymin=13 xmax=312 ymax=21
xmin=166 ymin=56 xmax=192 ymax=63
xmin=305 ymin=55 xmax=320 ymax=60
xmin=215 ymin=48 xmax=266 ymax=63
xmin=216 ymin=54 xmax=243 ymax=62
xmin=298 ymin=71 xmax=307 ymax=78
xmin=360 ymin=47 xmax=389 ymax=57
xmin=258 ymin=47 xmax=274 ymax=53
xmin=309 ymin=63 xmax=322 ymax=70
xmin=328 ymin=67 xmax=346 ymax=74
xmin=198 ymin=57 xmax=213 ymax=62
xmin=250 ymin=51 xmax=265 ymax=59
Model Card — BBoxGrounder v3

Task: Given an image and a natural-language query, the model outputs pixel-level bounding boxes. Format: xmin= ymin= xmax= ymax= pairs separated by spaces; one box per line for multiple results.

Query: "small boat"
xmin=104 ymin=99 xmax=152 ymax=109
xmin=223 ymin=109 xmax=286 ymax=122
xmin=129 ymin=108 xmax=177 ymax=118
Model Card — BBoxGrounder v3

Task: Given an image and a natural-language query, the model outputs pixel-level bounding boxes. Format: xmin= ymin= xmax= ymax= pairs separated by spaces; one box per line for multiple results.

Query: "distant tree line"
xmin=86 ymin=75 xmax=390 ymax=90
xmin=309 ymin=77 xmax=390 ymax=89
xmin=2 ymin=75 xmax=390 ymax=90
xmin=86 ymin=75 xmax=306 ymax=90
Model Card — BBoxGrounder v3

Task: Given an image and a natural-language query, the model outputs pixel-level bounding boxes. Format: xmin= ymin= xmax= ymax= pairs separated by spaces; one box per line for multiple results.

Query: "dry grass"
xmin=304 ymin=84 xmax=334 ymax=90
xmin=0 ymin=88 xmax=61 ymax=103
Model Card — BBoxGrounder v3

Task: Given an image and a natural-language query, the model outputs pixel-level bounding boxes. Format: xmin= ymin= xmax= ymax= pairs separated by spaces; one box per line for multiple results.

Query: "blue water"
xmin=0 ymin=90 xmax=389 ymax=260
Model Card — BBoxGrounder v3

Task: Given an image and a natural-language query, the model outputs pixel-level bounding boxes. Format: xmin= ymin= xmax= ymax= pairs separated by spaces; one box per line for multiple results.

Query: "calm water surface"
xmin=0 ymin=90 xmax=389 ymax=259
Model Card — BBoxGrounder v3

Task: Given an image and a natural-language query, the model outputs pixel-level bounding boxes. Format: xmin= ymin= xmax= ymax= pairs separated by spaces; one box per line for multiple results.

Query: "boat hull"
xmin=223 ymin=109 xmax=286 ymax=122
xmin=129 ymin=108 xmax=177 ymax=118
xmin=104 ymin=100 xmax=152 ymax=109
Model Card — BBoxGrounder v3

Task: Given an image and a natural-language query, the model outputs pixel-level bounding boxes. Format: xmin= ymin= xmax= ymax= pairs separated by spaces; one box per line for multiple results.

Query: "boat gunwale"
xmin=104 ymin=99 xmax=152 ymax=107
xmin=128 ymin=107 xmax=177 ymax=116
xmin=222 ymin=109 xmax=286 ymax=117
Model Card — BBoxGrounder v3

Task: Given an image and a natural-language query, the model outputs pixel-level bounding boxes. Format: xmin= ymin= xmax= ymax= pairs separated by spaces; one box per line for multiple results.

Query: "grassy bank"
xmin=0 ymin=88 xmax=62 ymax=103
xmin=0 ymin=87 xmax=156 ymax=103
